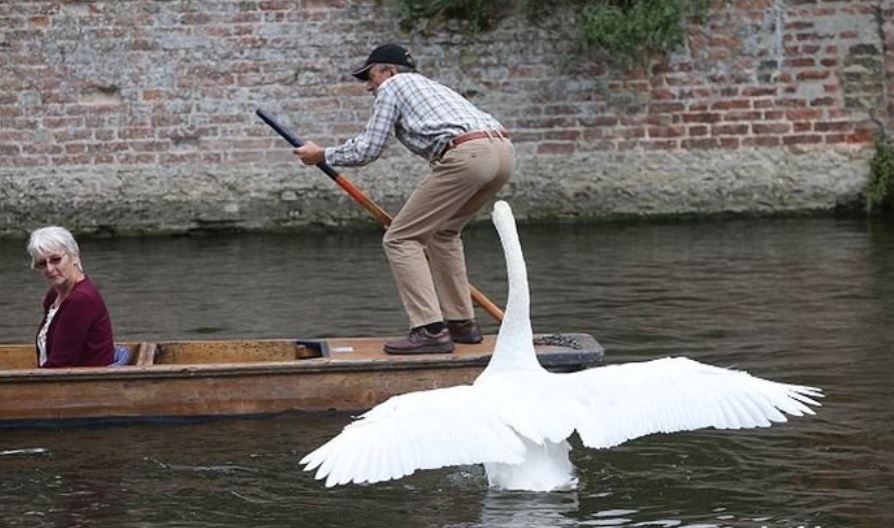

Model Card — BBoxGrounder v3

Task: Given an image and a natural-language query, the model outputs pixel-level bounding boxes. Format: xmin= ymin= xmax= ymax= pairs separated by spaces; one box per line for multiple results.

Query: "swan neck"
xmin=486 ymin=205 xmax=539 ymax=373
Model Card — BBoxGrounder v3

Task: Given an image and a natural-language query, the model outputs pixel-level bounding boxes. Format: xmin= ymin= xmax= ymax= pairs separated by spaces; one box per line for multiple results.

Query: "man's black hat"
xmin=351 ymin=44 xmax=416 ymax=81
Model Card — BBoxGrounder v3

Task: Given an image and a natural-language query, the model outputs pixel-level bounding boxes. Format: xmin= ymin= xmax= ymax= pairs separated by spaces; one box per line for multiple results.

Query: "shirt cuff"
xmin=324 ymin=147 xmax=337 ymax=166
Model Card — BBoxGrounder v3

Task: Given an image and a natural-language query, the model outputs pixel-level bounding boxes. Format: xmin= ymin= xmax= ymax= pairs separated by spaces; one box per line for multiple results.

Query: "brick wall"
xmin=883 ymin=0 xmax=894 ymax=132
xmin=0 ymin=0 xmax=889 ymax=235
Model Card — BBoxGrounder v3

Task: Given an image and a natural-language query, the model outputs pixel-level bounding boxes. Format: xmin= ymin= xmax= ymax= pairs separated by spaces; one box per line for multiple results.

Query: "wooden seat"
xmin=134 ymin=342 xmax=157 ymax=366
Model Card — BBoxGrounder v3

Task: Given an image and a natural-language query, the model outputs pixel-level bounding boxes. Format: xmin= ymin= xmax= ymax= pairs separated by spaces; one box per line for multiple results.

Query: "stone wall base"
xmin=1 ymin=145 xmax=868 ymax=237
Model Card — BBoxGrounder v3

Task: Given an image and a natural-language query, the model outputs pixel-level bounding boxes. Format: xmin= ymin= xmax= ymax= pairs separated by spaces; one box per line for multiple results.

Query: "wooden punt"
xmin=0 ymin=334 xmax=603 ymax=426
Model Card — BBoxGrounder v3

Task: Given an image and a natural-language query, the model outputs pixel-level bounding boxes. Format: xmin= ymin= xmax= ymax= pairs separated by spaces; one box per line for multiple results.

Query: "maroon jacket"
xmin=36 ymin=276 xmax=115 ymax=368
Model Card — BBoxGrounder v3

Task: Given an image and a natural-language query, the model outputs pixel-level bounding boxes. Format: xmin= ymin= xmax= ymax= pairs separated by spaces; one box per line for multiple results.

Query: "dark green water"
xmin=1 ymin=215 xmax=892 ymax=527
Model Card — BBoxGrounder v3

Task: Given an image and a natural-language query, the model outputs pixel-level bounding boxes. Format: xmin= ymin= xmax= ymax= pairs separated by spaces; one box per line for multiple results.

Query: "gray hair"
xmin=27 ymin=226 xmax=81 ymax=270
xmin=372 ymin=63 xmax=416 ymax=75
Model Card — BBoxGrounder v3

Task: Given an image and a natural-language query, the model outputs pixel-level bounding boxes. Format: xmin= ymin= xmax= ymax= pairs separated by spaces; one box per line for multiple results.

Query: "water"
xmin=1 ymin=215 xmax=892 ymax=527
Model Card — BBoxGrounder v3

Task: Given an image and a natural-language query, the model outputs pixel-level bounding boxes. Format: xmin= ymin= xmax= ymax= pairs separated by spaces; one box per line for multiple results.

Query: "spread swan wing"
xmin=551 ymin=357 xmax=822 ymax=449
xmin=300 ymin=384 xmax=526 ymax=487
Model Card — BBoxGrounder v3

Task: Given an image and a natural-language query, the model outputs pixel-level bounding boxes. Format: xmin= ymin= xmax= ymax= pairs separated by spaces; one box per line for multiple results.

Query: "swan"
xmin=300 ymin=200 xmax=823 ymax=491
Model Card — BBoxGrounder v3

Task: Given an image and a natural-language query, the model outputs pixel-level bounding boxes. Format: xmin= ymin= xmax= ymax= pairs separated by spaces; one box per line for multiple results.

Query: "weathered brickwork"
xmin=0 ymin=0 xmax=890 ymax=235
xmin=883 ymin=0 xmax=894 ymax=131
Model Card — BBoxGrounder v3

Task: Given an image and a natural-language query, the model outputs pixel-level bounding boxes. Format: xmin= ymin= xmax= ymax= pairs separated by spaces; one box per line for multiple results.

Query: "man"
xmin=295 ymin=43 xmax=515 ymax=355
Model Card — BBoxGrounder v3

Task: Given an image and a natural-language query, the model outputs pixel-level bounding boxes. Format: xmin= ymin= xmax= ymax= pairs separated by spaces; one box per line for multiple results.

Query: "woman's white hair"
xmin=27 ymin=226 xmax=81 ymax=270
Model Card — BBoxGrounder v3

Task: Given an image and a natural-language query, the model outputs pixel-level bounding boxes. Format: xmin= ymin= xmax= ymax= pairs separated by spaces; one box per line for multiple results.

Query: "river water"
xmin=0 ymin=214 xmax=892 ymax=527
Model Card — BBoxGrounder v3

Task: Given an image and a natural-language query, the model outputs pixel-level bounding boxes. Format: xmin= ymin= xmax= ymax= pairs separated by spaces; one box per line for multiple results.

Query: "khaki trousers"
xmin=383 ymin=137 xmax=515 ymax=328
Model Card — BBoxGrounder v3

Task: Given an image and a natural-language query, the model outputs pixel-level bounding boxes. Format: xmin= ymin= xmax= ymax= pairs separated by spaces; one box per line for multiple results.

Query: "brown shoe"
xmin=384 ymin=327 xmax=455 ymax=355
xmin=446 ymin=319 xmax=483 ymax=344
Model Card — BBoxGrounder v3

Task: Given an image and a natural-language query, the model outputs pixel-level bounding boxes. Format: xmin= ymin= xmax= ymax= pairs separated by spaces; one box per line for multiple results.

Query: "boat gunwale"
xmin=0 ymin=351 xmax=602 ymax=383
xmin=0 ymin=357 xmax=490 ymax=382
xmin=0 ymin=333 xmax=604 ymax=383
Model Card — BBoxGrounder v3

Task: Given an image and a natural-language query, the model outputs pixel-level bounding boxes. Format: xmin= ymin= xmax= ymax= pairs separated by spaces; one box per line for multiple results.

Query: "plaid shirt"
xmin=325 ymin=73 xmax=504 ymax=165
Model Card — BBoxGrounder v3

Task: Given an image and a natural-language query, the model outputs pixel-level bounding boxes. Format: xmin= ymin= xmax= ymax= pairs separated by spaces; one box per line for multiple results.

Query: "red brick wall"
xmin=508 ymin=0 xmax=883 ymax=154
xmin=883 ymin=0 xmax=894 ymax=132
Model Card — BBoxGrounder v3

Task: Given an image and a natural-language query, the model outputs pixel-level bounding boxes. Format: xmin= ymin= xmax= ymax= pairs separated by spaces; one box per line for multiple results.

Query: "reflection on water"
xmin=1 ymin=215 xmax=893 ymax=527
xmin=477 ymin=490 xmax=581 ymax=527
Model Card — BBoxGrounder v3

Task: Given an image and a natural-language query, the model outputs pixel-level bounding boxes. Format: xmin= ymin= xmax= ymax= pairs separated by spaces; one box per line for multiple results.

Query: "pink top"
xmin=36 ymin=276 xmax=115 ymax=368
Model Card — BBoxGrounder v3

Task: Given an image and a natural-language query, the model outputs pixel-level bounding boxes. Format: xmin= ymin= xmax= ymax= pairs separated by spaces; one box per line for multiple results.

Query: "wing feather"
xmin=300 ymin=384 xmax=526 ymax=486
xmin=557 ymin=357 xmax=822 ymax=448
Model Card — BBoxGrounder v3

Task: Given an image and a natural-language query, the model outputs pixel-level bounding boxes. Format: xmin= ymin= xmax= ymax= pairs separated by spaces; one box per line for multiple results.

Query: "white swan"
xmin=301 ymin=200 xmax=823 ymax=491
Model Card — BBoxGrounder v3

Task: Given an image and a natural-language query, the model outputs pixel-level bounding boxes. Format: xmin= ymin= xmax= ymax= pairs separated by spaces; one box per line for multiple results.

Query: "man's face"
xmin=366 ymin=64 xmax=394 ymax=94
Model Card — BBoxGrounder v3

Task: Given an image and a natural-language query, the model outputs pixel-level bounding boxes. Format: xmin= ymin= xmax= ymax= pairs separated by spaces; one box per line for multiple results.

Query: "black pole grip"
xmin=256 ymin=108 xmax=340 ymax=181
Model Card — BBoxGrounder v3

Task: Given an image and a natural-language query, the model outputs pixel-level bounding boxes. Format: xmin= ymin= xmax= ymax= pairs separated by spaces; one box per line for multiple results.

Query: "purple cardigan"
xmin=36 ymin=276 xmax=115 ymax=368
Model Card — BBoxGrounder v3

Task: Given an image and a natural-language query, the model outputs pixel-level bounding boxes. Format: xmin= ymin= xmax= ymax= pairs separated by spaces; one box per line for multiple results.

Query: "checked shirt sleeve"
xmin=325 ymin=89 xmax=400 ymax=167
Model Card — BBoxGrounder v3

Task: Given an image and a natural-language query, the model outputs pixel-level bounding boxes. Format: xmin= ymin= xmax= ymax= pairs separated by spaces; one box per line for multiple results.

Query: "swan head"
xmin=492 ymin=200 xmax=513 ymax=226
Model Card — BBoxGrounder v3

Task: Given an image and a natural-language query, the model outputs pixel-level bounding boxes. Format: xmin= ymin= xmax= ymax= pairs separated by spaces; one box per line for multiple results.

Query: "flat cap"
xmin=352 ymin=44 xmax=416 ymax=81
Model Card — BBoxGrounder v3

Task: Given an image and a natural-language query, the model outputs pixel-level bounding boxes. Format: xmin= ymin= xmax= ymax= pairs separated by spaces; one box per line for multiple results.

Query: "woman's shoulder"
xmin=67 ymin=277 xmax=108 ymax=306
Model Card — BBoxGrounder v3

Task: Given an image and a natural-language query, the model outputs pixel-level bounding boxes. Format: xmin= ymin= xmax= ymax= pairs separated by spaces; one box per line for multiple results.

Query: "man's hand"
xmin=294 ymin=142 xmax=325 ymax=165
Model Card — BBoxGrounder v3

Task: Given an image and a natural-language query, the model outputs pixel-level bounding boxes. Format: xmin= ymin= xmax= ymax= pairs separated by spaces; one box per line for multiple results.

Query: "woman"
xmin=27 ymin=226 xmax=115 ymax=368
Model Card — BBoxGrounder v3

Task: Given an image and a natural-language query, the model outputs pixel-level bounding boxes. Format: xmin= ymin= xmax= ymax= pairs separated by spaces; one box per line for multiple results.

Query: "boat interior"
xmin=0 ymin=340 xmax=324 ymax=370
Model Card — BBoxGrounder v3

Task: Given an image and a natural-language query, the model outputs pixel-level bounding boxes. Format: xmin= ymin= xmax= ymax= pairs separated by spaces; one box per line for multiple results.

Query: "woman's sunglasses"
xmin=35 ymin=255 xmax=64 ymax=269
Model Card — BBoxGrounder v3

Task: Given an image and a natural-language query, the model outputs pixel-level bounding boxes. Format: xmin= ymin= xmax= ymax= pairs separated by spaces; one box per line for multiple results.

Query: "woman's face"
xmin=34 ymin=248 xmax=79 ymax=290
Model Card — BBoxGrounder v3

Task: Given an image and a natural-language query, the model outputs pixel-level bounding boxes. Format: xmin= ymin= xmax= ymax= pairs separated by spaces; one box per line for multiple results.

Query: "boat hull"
xmin=0 ymin=334 xmax=603 ymax=426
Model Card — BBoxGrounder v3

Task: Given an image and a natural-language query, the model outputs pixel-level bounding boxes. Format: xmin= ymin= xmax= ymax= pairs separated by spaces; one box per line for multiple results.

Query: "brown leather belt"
xmin=439 ymin=129 xmax=510 ymax=160
xmin=450 ymin=129 xmax=510 ymax=149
